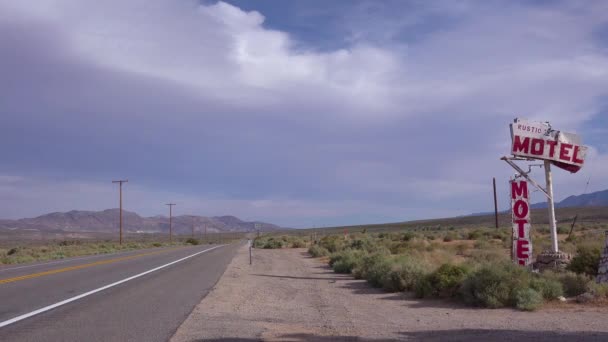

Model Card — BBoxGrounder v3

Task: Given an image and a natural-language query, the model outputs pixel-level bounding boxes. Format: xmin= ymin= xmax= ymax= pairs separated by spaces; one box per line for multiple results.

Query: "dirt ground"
xmin=171 ymin=245 xmax=608 ymax=342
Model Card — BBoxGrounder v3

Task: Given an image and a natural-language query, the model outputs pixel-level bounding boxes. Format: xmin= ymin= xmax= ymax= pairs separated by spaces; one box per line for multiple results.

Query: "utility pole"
xmin=493 ymin=177 xmax=499 ymax=229
xmin=166 ymin=203 xmax=176 ymax=244
xmin=112 ymin=180 xmax=128 ymax=245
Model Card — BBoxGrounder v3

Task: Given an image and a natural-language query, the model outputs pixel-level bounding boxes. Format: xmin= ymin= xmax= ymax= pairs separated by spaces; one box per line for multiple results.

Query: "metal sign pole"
xmin=544 ymin=161 xmax=559 ymax=253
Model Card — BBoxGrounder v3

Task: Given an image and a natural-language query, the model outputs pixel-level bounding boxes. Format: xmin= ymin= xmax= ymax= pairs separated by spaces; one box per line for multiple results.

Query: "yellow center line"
xmin=0 ymin=247 xmax=184 ymax=285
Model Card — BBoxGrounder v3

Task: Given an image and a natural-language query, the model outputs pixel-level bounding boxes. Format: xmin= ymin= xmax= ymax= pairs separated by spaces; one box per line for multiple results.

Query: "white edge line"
xmin=0 ymin=245 xmax=225 ymax=329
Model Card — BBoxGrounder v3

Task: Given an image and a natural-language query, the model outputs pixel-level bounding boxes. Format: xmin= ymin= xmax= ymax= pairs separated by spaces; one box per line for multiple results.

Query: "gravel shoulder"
xmin=171 ymin=245 xmax=608 ymax=342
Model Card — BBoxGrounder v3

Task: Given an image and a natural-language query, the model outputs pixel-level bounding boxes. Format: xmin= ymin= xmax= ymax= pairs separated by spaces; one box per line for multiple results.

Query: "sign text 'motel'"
xmin=511 ymin=179 xmax=532 ymax=265
xmin=510 ymin=119 xmax=587 ymax=173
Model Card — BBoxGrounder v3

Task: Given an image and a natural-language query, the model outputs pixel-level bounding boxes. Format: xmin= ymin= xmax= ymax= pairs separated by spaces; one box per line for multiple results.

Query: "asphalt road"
xmin=0 ymin=243 xmax=239 ymax=341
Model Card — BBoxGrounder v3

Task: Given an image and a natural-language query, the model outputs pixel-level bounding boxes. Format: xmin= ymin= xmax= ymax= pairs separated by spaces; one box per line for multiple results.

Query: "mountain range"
xmin=0 ymin=209 xmax=282 ymax=234
xmin=530 ymin=189 xmax=608 ymax=209
xmin=470 ymin=188 xmax=608 ymax=216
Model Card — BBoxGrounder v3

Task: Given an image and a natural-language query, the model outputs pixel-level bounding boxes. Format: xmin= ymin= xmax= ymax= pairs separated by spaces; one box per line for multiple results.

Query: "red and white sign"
xmin=510 ymin=118 xmax=587 ymax=173
xmin=511 ymin=179 xmax=532 ymax=266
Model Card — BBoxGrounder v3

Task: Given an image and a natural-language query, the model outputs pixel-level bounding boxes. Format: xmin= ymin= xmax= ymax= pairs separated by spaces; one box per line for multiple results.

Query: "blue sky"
xmin=0 ymin=0 xmax=607 ymax=227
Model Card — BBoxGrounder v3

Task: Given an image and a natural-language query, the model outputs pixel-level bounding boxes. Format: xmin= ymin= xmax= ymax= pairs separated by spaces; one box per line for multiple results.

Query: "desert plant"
xmin=263 ymin=238 xmax=283 ymax=249
xmin=382 ymin=257 xmax=428 ymax=292
xmin=308 ymin=245 xmax=329 ymax=257
xmin=352 ymin=252 xmax=391 ymax=285
xmin=291 ymin=239 xmax=306 ymax=248
xmin=319 ymin=235 xmax=346 ymax=253
xmin=185 ymin=238 xmax=199 ymax=245
xmin=515 ymin=288 xmax=543 ymax=311
xmin=557 ymin=272 xmax=590 ymax=297
xmin=331 ymin=250 xmax=364 ymax=274
xmin=416 ymin=263 xmax=470 ymax=298
xmin=567 ymin=245 xmax=601 ymax=276
xmin=587 ymin=282 xmax=608 ymax=299
xmin=460 ymin=262 xmax=531 ymax=308
xmin=529 ymin=276 xmax=563 ymax=300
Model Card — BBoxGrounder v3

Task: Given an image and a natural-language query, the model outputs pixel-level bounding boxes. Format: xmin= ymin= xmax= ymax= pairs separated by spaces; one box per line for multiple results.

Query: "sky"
xmin=0 ymin=0 xmax=607 ymax=227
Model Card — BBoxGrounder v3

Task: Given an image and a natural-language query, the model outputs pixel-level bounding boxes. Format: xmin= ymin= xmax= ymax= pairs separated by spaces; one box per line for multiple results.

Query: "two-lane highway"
xmin=0 ymin=243 xmax=239 ymax=341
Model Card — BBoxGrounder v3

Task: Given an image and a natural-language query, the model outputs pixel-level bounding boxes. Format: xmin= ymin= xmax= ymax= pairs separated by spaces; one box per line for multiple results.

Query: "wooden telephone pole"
xmin=112 ymin=180 xmax=128 ymax=245
xmin=493 ymin=177 xmax=499 ymax=229
xmin=166 ymin=203 xmax=176 ymax=244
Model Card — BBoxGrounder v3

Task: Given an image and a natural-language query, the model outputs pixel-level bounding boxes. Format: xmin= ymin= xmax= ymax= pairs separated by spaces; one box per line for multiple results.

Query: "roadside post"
xmin=248 ymin=239 xmax=252 ymax=265
xmin=501 ymin=118 xmax=587 ymax=270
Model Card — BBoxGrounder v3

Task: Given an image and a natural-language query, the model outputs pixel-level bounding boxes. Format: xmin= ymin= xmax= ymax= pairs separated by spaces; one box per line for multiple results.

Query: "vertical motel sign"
xmin=511 ymin=180 xmax=532 ymax=265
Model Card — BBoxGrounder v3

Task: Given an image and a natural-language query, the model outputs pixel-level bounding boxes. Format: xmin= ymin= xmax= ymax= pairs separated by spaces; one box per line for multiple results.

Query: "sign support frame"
xmin=501 ymin=156 xmax=559 ymax=254
xmin=544 ymin=160 xmax=559 ymax=253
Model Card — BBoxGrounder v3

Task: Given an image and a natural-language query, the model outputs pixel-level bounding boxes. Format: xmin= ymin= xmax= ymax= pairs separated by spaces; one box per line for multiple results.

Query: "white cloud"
xmin=1 ymin=0 xmax=607 ymax=225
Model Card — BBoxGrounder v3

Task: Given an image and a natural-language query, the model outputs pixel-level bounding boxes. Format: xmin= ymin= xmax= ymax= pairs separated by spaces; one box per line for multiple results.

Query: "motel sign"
xmin=511 ymin=180 xmax=532 ymax=265
xmin=510 ymin=119 xmax=587 ymax=173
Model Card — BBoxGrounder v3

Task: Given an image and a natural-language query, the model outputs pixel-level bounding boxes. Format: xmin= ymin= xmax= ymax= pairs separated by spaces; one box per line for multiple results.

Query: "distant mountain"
xmin=469 ymin=188 xmax=608 ymax=216
xmin=531 ymin=189 xmax=608 ymax=209
xmin=0 ymin=209 xmax=283 ymax=234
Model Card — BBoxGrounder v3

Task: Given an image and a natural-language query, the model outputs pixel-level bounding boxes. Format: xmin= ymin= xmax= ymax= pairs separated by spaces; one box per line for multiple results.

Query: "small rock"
xmin=575 ymin=292 xmax=595 ymax=304
xmin=558 ymin=296 xmax=566 ymax=302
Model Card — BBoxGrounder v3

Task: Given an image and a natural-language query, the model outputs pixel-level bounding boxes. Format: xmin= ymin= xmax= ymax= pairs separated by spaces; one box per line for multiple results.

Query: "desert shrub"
xmin=7 ymin=248 xmax=18 ymax=256
xmin=587 ymin=282 xmax=608 ymax=299
xmin=331 ymin=250 xmax=364 ymax=274
xmin=455 ymin=243 xmax=468 ymax=256
xmin=401 ymin=232 xmax=416 ymax=241
xmin=416 ymin=263 xmax=470 ymax=298
xmin=467 ymin=230 xmax=482 ymax=240
xmin=253 ymin=238 xmax=266 ymax=248
xmin=468 ymin=249 xmax=508 ymax=264
xmin=263 ymin=238 xmax=283 ymax=249
xmin=352 ymin=252 xmax=391 ymax=284
xmin=443 ymin=233 xmax=456 ymax=242
xmin=529 ymin=276 xmax=563 ymax=300
xmin=567 ymin=245 xmax=601 ymax=276
xmin=460 ymin=262 xmax=531 ymax=308
xmin=515 ymin=288 xmax=543 ymax=311
xmin=291 ymin=239 xmax=306 ymax=248
xmin=557 ymin=226 xmax=570 ymax=234
xmin=558 ymin=272 xmax=590 ymax=297
xmin=473 ymin=239 xmax=490 ymax=250
xmin=382 ymin=257 xmax=428 ymax=292
xmin=58 ymin=240 xmax=81 ymax=246
xmin=308 ymin=245 xmax=329 ymax=257
xmin=185 ymin=238 xmax=199 ymax=245
xmin=365 ymin=256 xmax=393 ymax=288
xmin=319 ymin=235 xmax=346 ymax=253
xmin=152 ymin=242 xmax=162 ymax=247
xmin=350 ymin=237 xmax=376 ymax=253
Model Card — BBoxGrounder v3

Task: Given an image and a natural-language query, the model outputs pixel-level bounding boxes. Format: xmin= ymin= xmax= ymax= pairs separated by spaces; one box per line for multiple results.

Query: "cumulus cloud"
xmin=0 ymin=0 xmax=607 ymax=226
